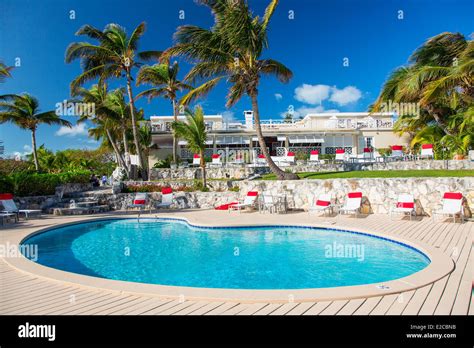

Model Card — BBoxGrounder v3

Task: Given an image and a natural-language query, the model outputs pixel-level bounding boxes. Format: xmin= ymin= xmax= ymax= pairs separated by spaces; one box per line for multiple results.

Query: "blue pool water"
xmin=22 ymin=219 xmax=430 ymax=290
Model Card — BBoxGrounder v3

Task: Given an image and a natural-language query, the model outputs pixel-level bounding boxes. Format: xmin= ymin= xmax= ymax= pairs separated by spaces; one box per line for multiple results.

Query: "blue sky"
xmin=0 ymin=0 xmax=473 ymax=156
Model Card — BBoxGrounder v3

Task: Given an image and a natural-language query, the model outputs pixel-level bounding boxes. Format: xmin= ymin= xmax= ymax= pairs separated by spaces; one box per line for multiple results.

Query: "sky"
xmin=0 ymin=0 xmax=473 ymax=157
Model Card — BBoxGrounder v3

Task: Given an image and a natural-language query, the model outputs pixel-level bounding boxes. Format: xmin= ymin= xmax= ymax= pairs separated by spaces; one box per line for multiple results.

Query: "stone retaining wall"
xmin=150 ymin=160 xmax=474 ymax=180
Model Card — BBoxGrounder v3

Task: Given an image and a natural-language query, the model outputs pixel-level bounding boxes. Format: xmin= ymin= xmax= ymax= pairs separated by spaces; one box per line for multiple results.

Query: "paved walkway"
xmin=0 ymin=211 xmax=472 ymax=315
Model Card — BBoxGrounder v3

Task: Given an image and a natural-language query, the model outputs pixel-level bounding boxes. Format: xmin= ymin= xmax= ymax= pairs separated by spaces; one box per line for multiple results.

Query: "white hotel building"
xmin=148 ymin=111 xmax=409 ymax=165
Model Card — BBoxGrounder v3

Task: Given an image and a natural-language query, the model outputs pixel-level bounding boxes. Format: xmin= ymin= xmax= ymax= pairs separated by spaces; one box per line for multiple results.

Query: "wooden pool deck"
xmin=0 ymin=211 xmax=472 ymax=315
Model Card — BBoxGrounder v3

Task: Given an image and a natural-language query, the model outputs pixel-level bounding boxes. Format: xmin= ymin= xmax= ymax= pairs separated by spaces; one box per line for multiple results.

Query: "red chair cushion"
xmin=310 ymin=150 xmax=319 ymax=155
xmin=348 ymin=192 xmax=362 ymax=198
xmin=134 ymin=199 xmax=146 ymax=205
xmin=443 ymin=192 xmax=462 ymax=200
xmin=363 ymin=148 xmax=373 ymax=153
xmin=397 ymin=202 xmax=414 ymax=208
xmin=193 ymin=154 xmax=200 ymax=158
xmin=162 ymin=187 xmax=173 ymax=195
xmin=215 ymin=202 xmax=238 ymax=210
xmin=247 ymin=191 xmax=258 ymax=197
xmin=212 ymin=154 xmax=220 ymax=159
xmin=287 ymin=152 xmax=295 ymax=156
xmin=0 ymin=193 xmax=14 ymax=200
xmin=316 ymin=200 xmax=330 ymax=207
xmin=258 ymin=154 xmax=265 ymax=158
xmin=422 ymin=144 xmax=433 ymax=149
xmin=335 ymin=149 xmax=345 ymax=154
xmin=391 ymin=145 xmax=402 ymax=150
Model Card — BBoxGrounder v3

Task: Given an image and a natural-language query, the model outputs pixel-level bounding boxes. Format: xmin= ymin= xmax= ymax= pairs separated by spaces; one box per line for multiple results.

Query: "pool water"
xmin=22 ymin=219 xmax=430 ymax=290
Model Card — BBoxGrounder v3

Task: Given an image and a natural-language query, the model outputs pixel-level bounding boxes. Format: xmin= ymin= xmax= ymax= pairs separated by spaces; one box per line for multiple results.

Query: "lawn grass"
xmin=260 ymin=169 xmax=474 ymax=180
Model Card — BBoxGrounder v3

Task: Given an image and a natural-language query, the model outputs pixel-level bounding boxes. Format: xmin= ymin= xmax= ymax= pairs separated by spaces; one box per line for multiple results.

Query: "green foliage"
xmin=228 ymin=186 xmax=240 ymax=192
xmin=4 ymin=171 xmax=90 ymax=197
xmin=153 ymin=154 xmax=174 ymax=169
xmin=123 ymin=183 xmax=194 ymax=193
xmin=377 ymin=148 xmax=392 ymax=157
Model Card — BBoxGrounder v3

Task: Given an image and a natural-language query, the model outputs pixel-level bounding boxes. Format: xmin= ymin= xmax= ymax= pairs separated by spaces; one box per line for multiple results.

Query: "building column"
xmin=352 ymin=134 xmax=358 ymax=155
xmin=248 ymin=136 xmax=253 ymax=163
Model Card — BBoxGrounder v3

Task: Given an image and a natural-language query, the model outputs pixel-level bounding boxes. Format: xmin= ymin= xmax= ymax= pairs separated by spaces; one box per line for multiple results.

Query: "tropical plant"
xmin=162 ymin=0 xmax=297 ymax=180
xmin=72 ymin=84 xmax=130 ymax=177
xmin=0 ymin=61 xmax=13 ymax=83
xmin=372 ymin=32 xmax=474 ymax=157
xmin=0 ymin=94 xmax=71 ymax=171
xmin=65 ymin=22 xmax=162 ymax=180
xmin=171 ymin=106 xmax=208 ymax=187
xmin=138 ymin=124 xmax=152 ymax=180
xmin=136 ymin=61 xmax=193 ymax=164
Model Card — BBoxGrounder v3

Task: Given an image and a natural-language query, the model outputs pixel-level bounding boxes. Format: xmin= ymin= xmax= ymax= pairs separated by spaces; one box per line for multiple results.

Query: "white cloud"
xmin=294 ymin=84 xmax=331 ymax=105
xmin=56 ymin=123 xmax=88 ymax=137
xmin=329 ymin=86 xmax=362 ymax=106
xmin=274 ymin=93 xmax=283 ymax=101
xmin=6 ymin=145 xmax=32 ymax=160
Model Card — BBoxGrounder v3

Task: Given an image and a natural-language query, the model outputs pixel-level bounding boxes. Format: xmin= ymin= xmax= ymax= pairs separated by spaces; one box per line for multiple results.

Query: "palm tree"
xmin=72 ymin=84 xmax=130 ymax=177
xmin=136 ymin=61 xmax=193 ymax=164
xmin=0 ymin=94 xmax=71 ymax=171
xmin=162 ymin=0 xmax=297 ymax=180
xmin=171 ymin=106 xmax=208 ymax=187
xmin=373 ymin=32 xmax=473 ymax=137
xmin=0 ymin=61 xmax=13 ymax=83
xmin=138 ymin=124 xmax=152 ymax=180
xmin=65 ymin=22 xmax=162 ymax=180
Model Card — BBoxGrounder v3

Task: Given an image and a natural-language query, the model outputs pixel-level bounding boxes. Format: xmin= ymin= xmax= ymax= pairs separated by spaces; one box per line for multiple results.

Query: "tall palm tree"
xmin=72 ymin=84 xmax=130 ymax=177
xmin=162 ymin=0 xmax=297 ymax=180
xmin=65 ymin=22 xmax=162 ymax=180
xmin=0 ymin=61 xmax=13 ymax=83
xmin=138 ymin=124 xmax=152 ymax=180
xmin=136 ymin=61 xmax=193 ymax=164
xmin=171 ymin=106 xmax=208 ymax=187
xmin=373 ymin=32 xmax=473 ymax=137
xmin=0 ymin=94 xmax=71 ymax=171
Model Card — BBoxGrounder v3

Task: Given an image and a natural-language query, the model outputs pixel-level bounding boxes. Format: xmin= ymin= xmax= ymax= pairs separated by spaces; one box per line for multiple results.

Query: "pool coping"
xmin=2 ymin=214 xmax=455 ymax=303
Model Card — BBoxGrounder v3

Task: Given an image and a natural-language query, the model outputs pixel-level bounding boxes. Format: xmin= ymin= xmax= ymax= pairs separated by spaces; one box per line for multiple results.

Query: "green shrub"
xmin=228 ymin=186 xmax=240 ymax=192
xmin=0 ymin=174 xmax=14 ymax=194
xmin=5 ymin=170 xmax=90 ymax=197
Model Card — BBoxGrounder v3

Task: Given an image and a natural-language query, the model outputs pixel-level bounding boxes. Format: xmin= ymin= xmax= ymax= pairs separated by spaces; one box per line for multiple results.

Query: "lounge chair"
xmin=390 ymin=194 xmax=416 ymax=220
xmin=390 ymin=145 xmax=404 ymax=161
xmin=1 ymin=212 xmax=18 ymax=226
xmin=229 ymin=191 xmax=259 ymax=213
xmin=419 ymin=144 xmax=434 ymax=160
xmin=260 ymin=194 xmax=277 ymax=214
xmin=308 ymin=193 xmax=333 ymax=216
xmin=432 ymin=192 xmax=464 ymax=223
xmin=362 ymin=148 xmax=374 ymax=162
xmin=308 ymin=150 xmax=320 ymax=164
xmin=337 ymin=192 xmax=363 ymax=217
xmin=128 ymin=192 xmax=150 ymax=214
xmin=335 ymin=149 xmax=345 ymax=162
xmin=284 ymin=151 xmax=296 ymax=165
xmin=211 ymin=154 xmax=222 ymax=167
xmin=156 ymin=187 xmax=174 ymax=209
xmin=256 ymin=154 xmax=267 ymax=166
xmin=0 ymin=193 xmax=42 ymax=220
xmin=192 ymin=154 xmax=201 ymax=167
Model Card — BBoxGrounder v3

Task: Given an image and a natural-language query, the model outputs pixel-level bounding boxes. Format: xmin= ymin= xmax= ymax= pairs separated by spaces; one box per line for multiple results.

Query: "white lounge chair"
xmin=308 ymin=193 xmax=333 ymax=216
xmin=309 ymin=150 xmax=320 ymax=164
xmin=363 ymin=148 xmax=374 ymax=162
xmin=156 ymin=188 xmax=174 ymax=209
xmin=419 ymin=144 xmax=434 ymax=160
xmin=260 ymin=194 xmax=277 ymax=214
xmin=0 ymin=193 xmax=42 ymax=220
xmin=390 ymin=145 xmax=404 ymax=160
xmin=256 ymin=154 xmax=267 ymax=166
xmin=432 ymin=192 xmax=464 ymax=223
xmin=1 ymin=212 xmax=18 ymax=226
xmin=335 ymin=149 xmax=345 ymax=162
xmin=390 ymin=194 xmax=416 ymax=220
xmin=211 ymin=154 xmax=222 ymax=167
xmin=128 ymin=192 xmax=150 ymax=214
xmin=229 ymin=191 xmax=259 ymax=213
xmin=284 ymin=151 xmax=296 ymax=165
xmin=192 ymin=154 xmax=201 ymax=166
xmin=338 ymin=192 xmax=363 ymax=217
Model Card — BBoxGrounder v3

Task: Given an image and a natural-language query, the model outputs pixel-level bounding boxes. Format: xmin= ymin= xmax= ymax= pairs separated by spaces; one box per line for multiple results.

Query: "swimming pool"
xmin=21 ymin=218 xmax=430 ymax=290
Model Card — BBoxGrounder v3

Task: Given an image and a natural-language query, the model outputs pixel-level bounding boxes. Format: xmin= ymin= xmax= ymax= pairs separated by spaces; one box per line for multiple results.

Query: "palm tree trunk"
xmin=250 ymin=92 xmax=298 ymax=180
xmin=172 ymin=99 xmax=178 ymax=164
xmin=426 ymin=104 xmax=454 ymax=136
xmin=30 ymin=128 xmax=39 ymax=172
xmin=121 ymin=125 xmax=130 ymax=172
xmin=125 ymin=71 xmax=147 ymax=180
xmin=200 ymin=150 xmax=207 ymax=188
xmin=106 ymin=130 xmax=129 ymax=178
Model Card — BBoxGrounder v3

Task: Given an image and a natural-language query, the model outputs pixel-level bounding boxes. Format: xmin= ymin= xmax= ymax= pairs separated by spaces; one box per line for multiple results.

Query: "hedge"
xmin=0 ymin=171 xmax=90 ymax=197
